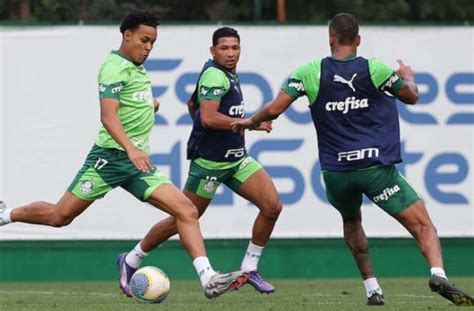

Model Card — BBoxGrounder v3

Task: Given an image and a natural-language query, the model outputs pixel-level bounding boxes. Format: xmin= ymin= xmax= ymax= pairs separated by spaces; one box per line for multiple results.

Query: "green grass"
xmin=1 ymin=278 xmax=473 ymax=311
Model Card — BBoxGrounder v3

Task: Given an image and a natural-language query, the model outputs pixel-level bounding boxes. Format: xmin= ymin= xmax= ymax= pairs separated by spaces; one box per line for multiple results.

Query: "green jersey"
xmin=95 ymin=51 xmax=154 ymax=154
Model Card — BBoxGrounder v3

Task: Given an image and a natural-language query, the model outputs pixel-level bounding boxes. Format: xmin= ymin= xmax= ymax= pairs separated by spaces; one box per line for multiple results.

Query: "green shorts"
xmin=184 ymin=156 xmax=262 ymax=199
xmin=67 ymin=145 xmax=171 ymax=201
xmin=322 ymin=165 xmax=421 ymax=218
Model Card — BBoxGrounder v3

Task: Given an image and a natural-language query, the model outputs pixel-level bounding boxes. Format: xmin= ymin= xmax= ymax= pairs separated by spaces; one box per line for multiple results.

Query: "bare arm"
xmin=187 ymin=97 xmax=196 ymax=120
xmin=200 ymin=99 xmax=241 ymax=130
xmin=250 ymin=91 xmax=294 ymax=124
xmin=153 ymin=98 xmax=160 ymax=113
xmin=231 ymin=91 xmax=294 ymax=132
xmin=393 ymin=60 xmax=419 ymax=105
xmin=100 ymin=98 xmax=153 ymax=173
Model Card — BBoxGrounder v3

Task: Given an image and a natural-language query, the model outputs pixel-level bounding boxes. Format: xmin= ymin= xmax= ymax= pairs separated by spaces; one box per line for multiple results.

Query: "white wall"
xmin=0 ymin=25 xmax=472 ymax=239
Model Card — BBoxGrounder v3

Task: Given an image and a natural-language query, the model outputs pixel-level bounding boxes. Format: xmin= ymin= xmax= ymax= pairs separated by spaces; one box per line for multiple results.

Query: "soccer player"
xmin=231 ymin=13 xmax=474 ymax=307
xmin=0 ymin=10 xmax=248 ymax=299
xmin=117 ymin=27 xmax=281 ymax=296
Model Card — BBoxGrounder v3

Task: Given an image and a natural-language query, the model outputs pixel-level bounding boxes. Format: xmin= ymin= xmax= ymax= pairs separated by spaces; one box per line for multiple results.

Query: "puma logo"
xmin=333 ymin=73 xmax=357 ymax=92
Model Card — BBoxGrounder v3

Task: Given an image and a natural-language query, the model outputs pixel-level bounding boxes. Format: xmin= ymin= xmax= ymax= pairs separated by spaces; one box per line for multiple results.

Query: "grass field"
xmin=1 ymin=278 xmax=473 ymax=311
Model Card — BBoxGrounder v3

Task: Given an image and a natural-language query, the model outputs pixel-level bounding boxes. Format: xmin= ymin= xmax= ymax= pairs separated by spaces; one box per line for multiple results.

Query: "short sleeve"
xmin=281 ymin=60 xmax=321 ymax=104
xmin=368 ymin=59 xmax=404 ymax=94
xmin=98 ymin=62 xmax=128 ymax=100
xmin=198 ymin=67 xmax=230 ymax=102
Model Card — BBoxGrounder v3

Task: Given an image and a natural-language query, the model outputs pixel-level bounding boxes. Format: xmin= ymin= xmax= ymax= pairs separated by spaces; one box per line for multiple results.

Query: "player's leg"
xmin=146 ymin=184 xmax=206 ymax=259
xmin=118 ymin=160 xmax=218 ymax=290
xmin=0 ymin=145 xmax=117 ymax=227
xmin=323 ymin=170 xmax=384 ymax=306
xmin=234 ymin=169 xmax=281 ymax=247
xmin=227 ymin=158 xmax=281 ymax=293
xmin=342 ymin=210 xmax=374 ymax=279
xmin=147 ymin=184 xmax=248 ymax=298
xmin=365 ymin=165 xmax=473 ymax=306
xmin=0 ymin=192 xmax=92 ymax=227
xmin=122 ymin=165 xmax=248 ymax=299
xmin=340 ymin=210 xmax=384 ymax=305
xmin=136 ymin=178 xmax=214 ymax=254
xmin=394 ymin=200 xmax=443 ymax=268
xmin=394 ymin=201 xmax=474 ymax=305
xmin=122 ymin=190 xmax=212 ymax=277
xmin=394 ymin=200 xmax=473 ymax=305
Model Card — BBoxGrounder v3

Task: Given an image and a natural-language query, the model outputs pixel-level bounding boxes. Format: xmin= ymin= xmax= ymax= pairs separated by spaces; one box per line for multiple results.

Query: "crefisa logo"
xmin=373 ymin=185 xmax=401 ymax=203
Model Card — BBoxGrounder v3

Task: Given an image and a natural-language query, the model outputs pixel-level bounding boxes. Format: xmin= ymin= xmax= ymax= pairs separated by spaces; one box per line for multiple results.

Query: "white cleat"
xmin=203 ymin=270 xmax=249 ymax=299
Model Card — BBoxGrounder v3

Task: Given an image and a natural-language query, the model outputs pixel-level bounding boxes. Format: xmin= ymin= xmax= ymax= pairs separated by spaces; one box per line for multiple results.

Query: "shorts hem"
xmin=142 ymin=181 xmax=172 ymax=201
xmin=69 ymin=190 xmax=99 ymax=202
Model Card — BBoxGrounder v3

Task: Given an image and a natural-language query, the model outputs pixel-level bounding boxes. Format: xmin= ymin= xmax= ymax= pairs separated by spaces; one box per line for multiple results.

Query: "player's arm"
xmin=187 ymin=89 xmax=198 ymax=120
xmin=372 ymin=59 xmax=419 ymax=105
xmin=232 ymin=62 xmax=313 ymax=132
xmin=393 ymin=60 xmax=419 ymax=105
xmin=251 ymin=91 xmax=294 ymax=124
xmin=99 ymin=98 xmax=153 ymax=173
xmin=231 ymin=91 xmax=294 ymax=132
xmin=153 ymin=98 xmax=160 ymax=112
xmin=202 ymin=99 xmax=274 ymax=132
xmin=187 ymin=98 xmax=196 ymax=120
xmin=198 ymin=67 xmax=272 ymax=132
xmin=200 ymin=99 xmax=240 ymax=130
xmin=197 ymin=68 xmax=240 ymax=130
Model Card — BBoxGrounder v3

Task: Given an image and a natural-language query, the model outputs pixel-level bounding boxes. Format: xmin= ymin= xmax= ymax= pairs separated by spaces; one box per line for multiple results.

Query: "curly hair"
xmin=120 ymin=9 xmax=159 ymax=34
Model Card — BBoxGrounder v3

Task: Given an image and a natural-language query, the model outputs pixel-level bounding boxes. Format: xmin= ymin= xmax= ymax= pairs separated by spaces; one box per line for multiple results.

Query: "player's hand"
xmin=127 ymin=148 xmax=154 ymax=173
xmin=153 ymin=98 xmax=160 ymax=113
xmin=231 ymin=118 xmax=259 ymax=134
xmin=396 ymin=60 xmax=415 ymax=81
xmin=254 ymin=121 xmax=273 ymax=133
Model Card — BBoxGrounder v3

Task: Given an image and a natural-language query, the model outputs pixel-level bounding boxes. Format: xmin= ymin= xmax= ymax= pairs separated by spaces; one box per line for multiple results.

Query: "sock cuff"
xmin=193 ymin=256 xmax=210 ymax=266
xmin=430 ymin=267 xmax=447 ymax=279
xmin=135 ymin=242 xmax=149 ymax=256
xmin=363 ymin=277 xmax=379 ymax=287
xmin=363 ymin=277 xmax=382 ymax=297
xmin=248 ymin=241 xmax=264 ymax=254
xmin=193 ymin=256 xmax=215 ymax=287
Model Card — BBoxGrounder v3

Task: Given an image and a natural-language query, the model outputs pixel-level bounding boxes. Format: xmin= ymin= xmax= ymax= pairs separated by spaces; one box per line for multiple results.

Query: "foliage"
xmin=0 ymin=0 xmax=472 ymax=24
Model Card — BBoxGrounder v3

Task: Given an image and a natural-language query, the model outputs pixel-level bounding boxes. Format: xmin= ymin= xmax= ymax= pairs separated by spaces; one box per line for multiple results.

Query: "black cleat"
xmin=367 ymin=293 xmax=385 ymax=306
xmin=429 ymin=275 xmax=474 ymax=306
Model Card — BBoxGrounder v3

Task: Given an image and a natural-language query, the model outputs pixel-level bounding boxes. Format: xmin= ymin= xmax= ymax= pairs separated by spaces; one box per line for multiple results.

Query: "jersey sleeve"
xmin=281 ymin=60 xmax=321 ymax=105
xmin=197 ymin=67 xmax=230 ymax=102
xmin=368 ymin=59 xmax=404 ymax=94
xmin=98 ymin=62 xmax=129 ymax=100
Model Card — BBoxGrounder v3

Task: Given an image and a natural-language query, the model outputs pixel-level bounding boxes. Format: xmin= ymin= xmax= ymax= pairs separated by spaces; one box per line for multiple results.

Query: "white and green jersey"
xmin=95 ymin=51 xmax=154 ymax=154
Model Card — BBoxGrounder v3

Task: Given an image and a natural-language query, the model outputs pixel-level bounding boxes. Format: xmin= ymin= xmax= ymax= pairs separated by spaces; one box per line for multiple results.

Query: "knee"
xmin=49 ymin=213 xmax=75 ymax=227
xmin=175 ymin=199 xmax=199 ymax=222
xmin=343 ymin=215 xmax=362 ymax=227
xmin=261 ymin=198 xmax=282 ymax=222
xmin=44 ymin=203 xmax=75 ymax=227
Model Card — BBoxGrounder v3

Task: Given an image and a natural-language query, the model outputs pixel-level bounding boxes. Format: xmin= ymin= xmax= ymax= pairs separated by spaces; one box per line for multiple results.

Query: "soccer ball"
xmin=130 ymin=266 xmax=170 ymax=303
